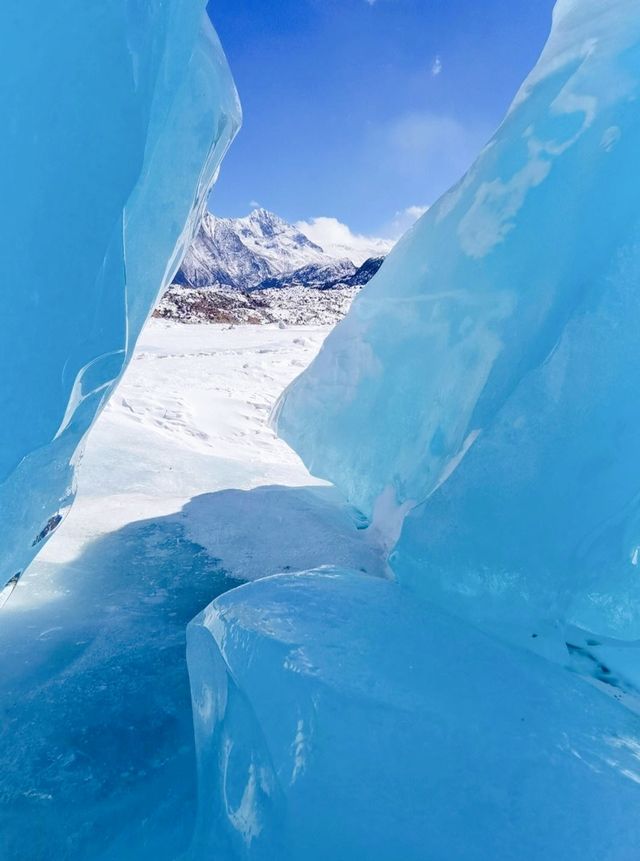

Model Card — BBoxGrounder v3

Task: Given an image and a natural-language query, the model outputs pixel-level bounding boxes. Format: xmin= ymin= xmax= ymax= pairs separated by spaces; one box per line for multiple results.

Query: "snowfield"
xmin=17 ymin=319 xmax=384 ymax=599
xmin=0 ymin=320 xmax=383 ymax=860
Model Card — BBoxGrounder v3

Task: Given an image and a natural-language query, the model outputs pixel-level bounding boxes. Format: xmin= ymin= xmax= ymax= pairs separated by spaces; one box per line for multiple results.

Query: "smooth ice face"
xmin=188 ymin=569 xmax=640 ymax=861
xmin=0 ymin=1 xmax=240 ymax=592
xmin=276 ymin=0 xmax=640 ymax=638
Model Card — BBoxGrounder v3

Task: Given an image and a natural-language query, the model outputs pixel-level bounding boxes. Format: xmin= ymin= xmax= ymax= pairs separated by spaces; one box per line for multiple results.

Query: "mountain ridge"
xmin=173 ymin=208 xmax=391 ymax=292
xmin=160 ymin=208 xmax=390 ymax=324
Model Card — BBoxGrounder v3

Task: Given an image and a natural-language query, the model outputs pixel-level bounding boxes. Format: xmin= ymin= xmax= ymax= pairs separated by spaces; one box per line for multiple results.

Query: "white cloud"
xmin=386 ymin=204 xmax=429 ymax=239
xmin=297 ymin=207 xmax=429 ymax=261
xmin=431 ymin=55 xmax=442 ymax=77
xmin=249 ymin=199 xmax=261 ymax=209
xmin=296 ymin=217 xmax=394 ymax=265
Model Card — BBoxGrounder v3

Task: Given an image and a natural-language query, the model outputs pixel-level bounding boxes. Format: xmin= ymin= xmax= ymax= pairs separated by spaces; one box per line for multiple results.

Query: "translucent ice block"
xmin=0 ymin=1 xmax=240 ymax=591
xmin=275 ymin=0 xmax=640 ymax=640
xmin=188 ymin=569 xmax=640 ymax=860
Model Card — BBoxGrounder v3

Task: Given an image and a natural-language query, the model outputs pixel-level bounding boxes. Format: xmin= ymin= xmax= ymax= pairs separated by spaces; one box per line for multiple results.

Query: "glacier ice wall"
xmin=0 ymin=0 xmax=240 ymax=593
xmin=276 ymin=0 xmax=640 ymax=641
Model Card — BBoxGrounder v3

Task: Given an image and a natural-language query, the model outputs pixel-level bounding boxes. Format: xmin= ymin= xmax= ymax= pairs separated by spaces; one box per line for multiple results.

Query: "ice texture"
xmin=275 ymin=0 xmax=640 ymax=642
xmin=0 ymin=1 xmax=239 ymax=592
xmin=188 ymin=569 xmax=640 ymax=861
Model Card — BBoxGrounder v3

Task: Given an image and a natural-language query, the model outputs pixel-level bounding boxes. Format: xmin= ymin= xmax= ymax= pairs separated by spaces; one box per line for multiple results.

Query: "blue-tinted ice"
xmin=0 ymin=0 xmax=240 ymax=592
xmin=184 ymin=1 xmax=640 ymax=856
xmin=5 ymin=0 xmax=640 ymax=858
xmin=276 ymin=0 xmax=640 ymax=643
xmin=188 ymin=569 xmax=640 ymax=860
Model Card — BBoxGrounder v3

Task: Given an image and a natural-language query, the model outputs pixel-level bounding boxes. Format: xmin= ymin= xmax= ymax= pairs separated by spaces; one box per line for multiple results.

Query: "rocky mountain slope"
xmin=157 ymin=209 xmax=390 ymax=324
xmin=174 ymin=209 xmax=333 ymax=291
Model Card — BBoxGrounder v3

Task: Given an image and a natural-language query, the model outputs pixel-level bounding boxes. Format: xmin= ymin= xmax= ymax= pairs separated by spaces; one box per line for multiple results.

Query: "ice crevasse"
xmin=189 ymin=1 xmax=640 ymax=858
xmin=0 ymin=0 xmax=240 ymax=599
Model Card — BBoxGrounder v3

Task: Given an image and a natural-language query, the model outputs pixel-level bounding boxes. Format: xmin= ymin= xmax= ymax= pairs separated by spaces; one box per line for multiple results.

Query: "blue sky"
xmin=207 ymin=0 xmax=556 ymax=239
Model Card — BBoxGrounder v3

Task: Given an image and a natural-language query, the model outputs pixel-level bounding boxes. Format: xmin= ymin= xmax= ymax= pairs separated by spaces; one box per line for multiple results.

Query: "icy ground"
xmin=0 ymin=321 xmax=384 ymax=861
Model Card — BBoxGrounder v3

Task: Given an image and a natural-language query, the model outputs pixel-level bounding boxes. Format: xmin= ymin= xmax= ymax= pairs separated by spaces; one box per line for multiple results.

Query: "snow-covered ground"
xmin=28 ymin=320 xmax=382 ymax=585
xmin=0 ymin=320 xmax=383 ymax=861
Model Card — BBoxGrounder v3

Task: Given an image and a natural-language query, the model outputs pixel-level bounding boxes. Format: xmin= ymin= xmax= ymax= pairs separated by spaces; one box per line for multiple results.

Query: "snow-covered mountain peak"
xmin=173 ymin=207 xmax=391 ymax=293
xmin=243 ymin=208 xmax=298 ymax=238
xmin=231 ymin=208 xmax=330 ymax=273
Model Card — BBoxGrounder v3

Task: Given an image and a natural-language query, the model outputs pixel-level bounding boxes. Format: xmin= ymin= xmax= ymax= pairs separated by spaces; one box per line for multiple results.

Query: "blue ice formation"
xmin=276 ymin=0 xmax=640 ymax=643
xmin=188 ymin=569 xmax=640 ymax=860
xmin=0 ymin=1 xmax=239 ymax=594
xmin=183 ymin=1 xmax=640 ymax=857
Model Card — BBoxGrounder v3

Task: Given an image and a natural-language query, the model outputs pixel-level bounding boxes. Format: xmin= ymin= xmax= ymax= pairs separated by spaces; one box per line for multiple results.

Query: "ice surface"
xmin=1 ymin=322 xmax=386 ymax=859
xmin=275 ymin=0 xmax=640 ymax=642
xmin=188 ymin=569 xmax=640 ymax=860
xmin=0 ymin=1 xmax=239 ymax=593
